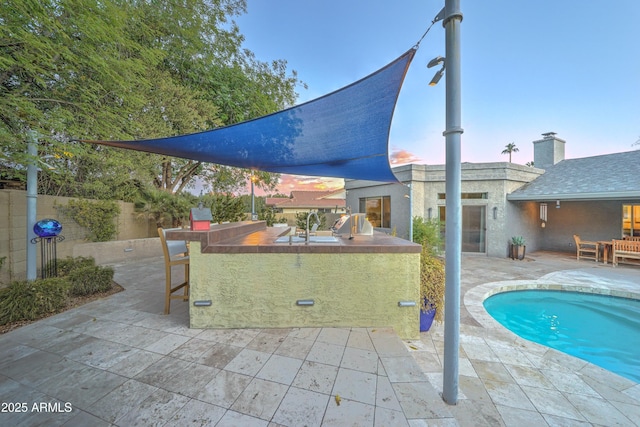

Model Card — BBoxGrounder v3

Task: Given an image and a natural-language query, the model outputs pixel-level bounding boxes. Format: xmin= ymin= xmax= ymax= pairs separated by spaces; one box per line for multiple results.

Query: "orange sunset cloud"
xmin=390 ymin=148 xmax=422 ymax=165
xmin=276 ymin=174 xmax=344 ymax=194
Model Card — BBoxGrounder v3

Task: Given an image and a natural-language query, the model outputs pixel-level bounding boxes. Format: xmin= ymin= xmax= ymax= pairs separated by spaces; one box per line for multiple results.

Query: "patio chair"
xmin=158 ymin=227 xmax=189 ymax=314
xmin=573 ymin=235 xmax=598 ymax=262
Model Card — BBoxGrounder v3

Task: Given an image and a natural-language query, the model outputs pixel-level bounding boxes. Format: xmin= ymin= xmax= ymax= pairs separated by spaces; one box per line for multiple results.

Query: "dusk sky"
xmin=235 ymin=1 xmax=640 ymax=193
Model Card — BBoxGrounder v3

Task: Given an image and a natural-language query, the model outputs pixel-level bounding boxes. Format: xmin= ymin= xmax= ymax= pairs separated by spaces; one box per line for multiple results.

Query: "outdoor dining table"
xmin=598 ymin=240 xmax=613 ymax=264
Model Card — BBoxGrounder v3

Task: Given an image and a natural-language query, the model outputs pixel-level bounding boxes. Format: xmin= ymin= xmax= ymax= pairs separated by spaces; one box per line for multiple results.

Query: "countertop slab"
xmin=165 ymin=221 xmax=421 ymax=254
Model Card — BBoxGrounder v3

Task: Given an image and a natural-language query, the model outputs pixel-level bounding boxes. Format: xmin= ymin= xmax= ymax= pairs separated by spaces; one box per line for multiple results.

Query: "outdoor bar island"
xmin=166 ymin=221 xmax=422 ymax=339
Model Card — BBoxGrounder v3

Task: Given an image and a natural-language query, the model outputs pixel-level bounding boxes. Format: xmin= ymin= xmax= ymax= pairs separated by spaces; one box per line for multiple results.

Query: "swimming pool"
xmin=484 ymin=290 xmax=640 ymax=383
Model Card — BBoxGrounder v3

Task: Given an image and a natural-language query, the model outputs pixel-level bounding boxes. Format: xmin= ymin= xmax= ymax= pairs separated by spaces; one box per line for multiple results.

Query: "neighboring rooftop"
xmin=508 ymin=149 xmax=640 ymax=201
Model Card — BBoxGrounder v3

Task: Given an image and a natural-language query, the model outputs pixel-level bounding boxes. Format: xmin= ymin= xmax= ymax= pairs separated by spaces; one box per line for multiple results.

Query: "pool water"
xmin=484 ymin=290 xmax=640 ymax=383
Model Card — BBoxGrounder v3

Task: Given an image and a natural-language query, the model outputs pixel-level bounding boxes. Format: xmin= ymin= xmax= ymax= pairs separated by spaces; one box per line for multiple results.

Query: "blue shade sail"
xmin=80 ymin=48 xmax=416 ymax=182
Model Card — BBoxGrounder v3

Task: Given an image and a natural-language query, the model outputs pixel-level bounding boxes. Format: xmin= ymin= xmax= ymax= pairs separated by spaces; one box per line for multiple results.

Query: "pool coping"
xmin=465 ymin=271 xmax=640 ymax=331
xmin=463 ymin=270 xmax=640 ymax=387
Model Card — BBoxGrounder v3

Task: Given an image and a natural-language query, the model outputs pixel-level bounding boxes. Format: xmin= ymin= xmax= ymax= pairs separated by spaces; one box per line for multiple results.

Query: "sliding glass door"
xmin=438 ymin=205 xmax=486 ymax=253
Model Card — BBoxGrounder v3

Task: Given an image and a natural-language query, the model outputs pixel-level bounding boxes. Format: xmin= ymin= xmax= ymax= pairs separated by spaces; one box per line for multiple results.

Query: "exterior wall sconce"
xmin=427 ymin=207 xmax=432 ymax=220
xmin=556 ymin=200 xmax=561 ymax=209
xmin=492 ymin=207 xmax=498 ymax=220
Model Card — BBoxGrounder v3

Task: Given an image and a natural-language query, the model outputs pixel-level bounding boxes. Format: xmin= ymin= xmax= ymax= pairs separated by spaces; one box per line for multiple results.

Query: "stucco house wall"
xmin=346 ymin=162 xmax=543 ymax=257
xmin=508 ymin=139 xmax=640 ymax=253
xmin=344 ymin=179 xmax=408 ymax=235
xmin=535 ymin=200 xmax=628 ymax=252
xmin=505 ymin=201 xmax=543 ymax=255
xmin=505 ymin=200 xmax=629 ymax=255
xmin=347 ymin=134 xmax=640 ymax=259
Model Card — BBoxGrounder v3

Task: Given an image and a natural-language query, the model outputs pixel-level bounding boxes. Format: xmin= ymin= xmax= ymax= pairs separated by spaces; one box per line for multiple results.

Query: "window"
xmin=623 ymin=205 xmax=640 ymax=237
xmin=359 ymin=196 xmax=391 ymax=228
xmin=437 ymin=192 xmax=488 ymax=200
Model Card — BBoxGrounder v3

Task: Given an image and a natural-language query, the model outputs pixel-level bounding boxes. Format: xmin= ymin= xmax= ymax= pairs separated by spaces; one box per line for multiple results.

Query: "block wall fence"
xmin=0 ymin=190 xmax=156 ymax=285
xmin=0 ymin=190 xmax=344 ymax=285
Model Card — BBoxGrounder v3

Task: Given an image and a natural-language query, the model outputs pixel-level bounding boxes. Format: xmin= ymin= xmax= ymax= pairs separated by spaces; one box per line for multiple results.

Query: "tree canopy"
xmin=1 ymin=0 xmax=302 ymax=199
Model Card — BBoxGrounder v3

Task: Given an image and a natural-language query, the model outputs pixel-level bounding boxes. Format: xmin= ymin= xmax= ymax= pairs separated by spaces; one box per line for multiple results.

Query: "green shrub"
xmin=295 ymin=211 xmax=327 ymax=231
xmin=135 ymin=189 xmax=194 ymax=228
xmin=420 ymin=245 xmax=445 ymax=323
xmin=53 ymin=256 xmax=96 ymax=277
xmin=413 ymin=217 xmax=443 ymax=253
xmin=0 ymin=256 xmax=116 ymax=327
xmin=68 ymin=265 xmax=114 ymax=297
xmin=64 ymin=199 xmax=120 ymax=242
xmin=208 ymin=193 xmax=245 ymax=224
xmin=258 ymin=206 xmax=287 ymax=226
xmin=0 ymin=278 xmax=69 ymax=325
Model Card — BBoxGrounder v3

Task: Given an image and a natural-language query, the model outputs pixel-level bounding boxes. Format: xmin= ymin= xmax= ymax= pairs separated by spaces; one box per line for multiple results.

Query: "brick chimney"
xmin=533 ymin=132 xmax=565 ymax=170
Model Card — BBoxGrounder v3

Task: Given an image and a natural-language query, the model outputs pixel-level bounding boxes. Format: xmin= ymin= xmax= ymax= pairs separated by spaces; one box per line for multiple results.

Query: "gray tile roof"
xmin=508 ymin=150 xmax=640 ymax=200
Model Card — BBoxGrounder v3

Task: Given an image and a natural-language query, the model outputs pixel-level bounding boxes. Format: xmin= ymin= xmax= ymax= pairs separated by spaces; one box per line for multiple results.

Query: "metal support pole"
xmin=408 ymin=184 xmax=413 ymax=242
xmin=443 ymin=0 xmax=463 ymax=405
xmin=26 ymin=131 xmax=38 ymax=281
xmin=250 ymin=173 xmax=255 ymax=220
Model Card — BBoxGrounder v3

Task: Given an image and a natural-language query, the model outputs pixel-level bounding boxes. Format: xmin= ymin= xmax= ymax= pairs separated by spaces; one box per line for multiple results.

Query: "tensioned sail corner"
xmin=79 ymin=48 xmax=416 ymax=183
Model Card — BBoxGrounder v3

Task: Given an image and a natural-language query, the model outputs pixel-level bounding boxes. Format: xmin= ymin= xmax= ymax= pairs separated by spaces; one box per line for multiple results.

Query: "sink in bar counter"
xmin=274 ymin=235 xmax=340 ymax=243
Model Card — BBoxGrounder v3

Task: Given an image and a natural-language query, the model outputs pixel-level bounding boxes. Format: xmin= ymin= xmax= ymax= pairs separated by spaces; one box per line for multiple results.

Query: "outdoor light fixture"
xmin=427 ymin=56 xmax=446 ymax=86
xmin=493 ymin=207 xmax=498 ymax=220
xmin=428 ymin=207 xmax=433 ymax=220
xmin=427 ymin=56 xmax=445 ymax=68
xmin=193 ymin=300 xmax=212 ymax=307
xmin=429 ymin=69 xmax=445 ymax=86
xmin=398 ymin=301 xmax=416 ymax=307
xmin=556 ymin=200 xmax=561 ymax=209
xmin=296 ymin=299 xmax=314 ymax=306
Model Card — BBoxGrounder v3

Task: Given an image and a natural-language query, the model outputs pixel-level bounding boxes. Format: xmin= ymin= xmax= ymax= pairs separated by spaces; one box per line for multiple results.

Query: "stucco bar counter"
xmin=166 ymin=221 xmax=422 ymax=339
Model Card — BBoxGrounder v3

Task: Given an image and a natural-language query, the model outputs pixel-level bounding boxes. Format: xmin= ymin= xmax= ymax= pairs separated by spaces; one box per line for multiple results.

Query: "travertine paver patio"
xmin=0 ymin=251 xmax=638 ymax=426
xmin=409 ymin=251 xmax=640 ymax=426
xmin=0 ymin=257 xmax=450 ymax=426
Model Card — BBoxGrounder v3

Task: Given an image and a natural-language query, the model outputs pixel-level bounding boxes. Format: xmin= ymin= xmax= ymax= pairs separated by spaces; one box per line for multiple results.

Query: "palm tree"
xmin=135 ymin=188 xmax=193 ymax=227
xmin=501 ymin=142 xmax=519 ymax=162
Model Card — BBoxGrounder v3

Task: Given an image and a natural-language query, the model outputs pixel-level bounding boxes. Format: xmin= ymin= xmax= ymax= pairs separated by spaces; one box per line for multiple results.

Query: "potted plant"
xmin=511 ymin=236 xmax=526 ymax=260
xmin=419 ymin=243 xmax=445 ymax=331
